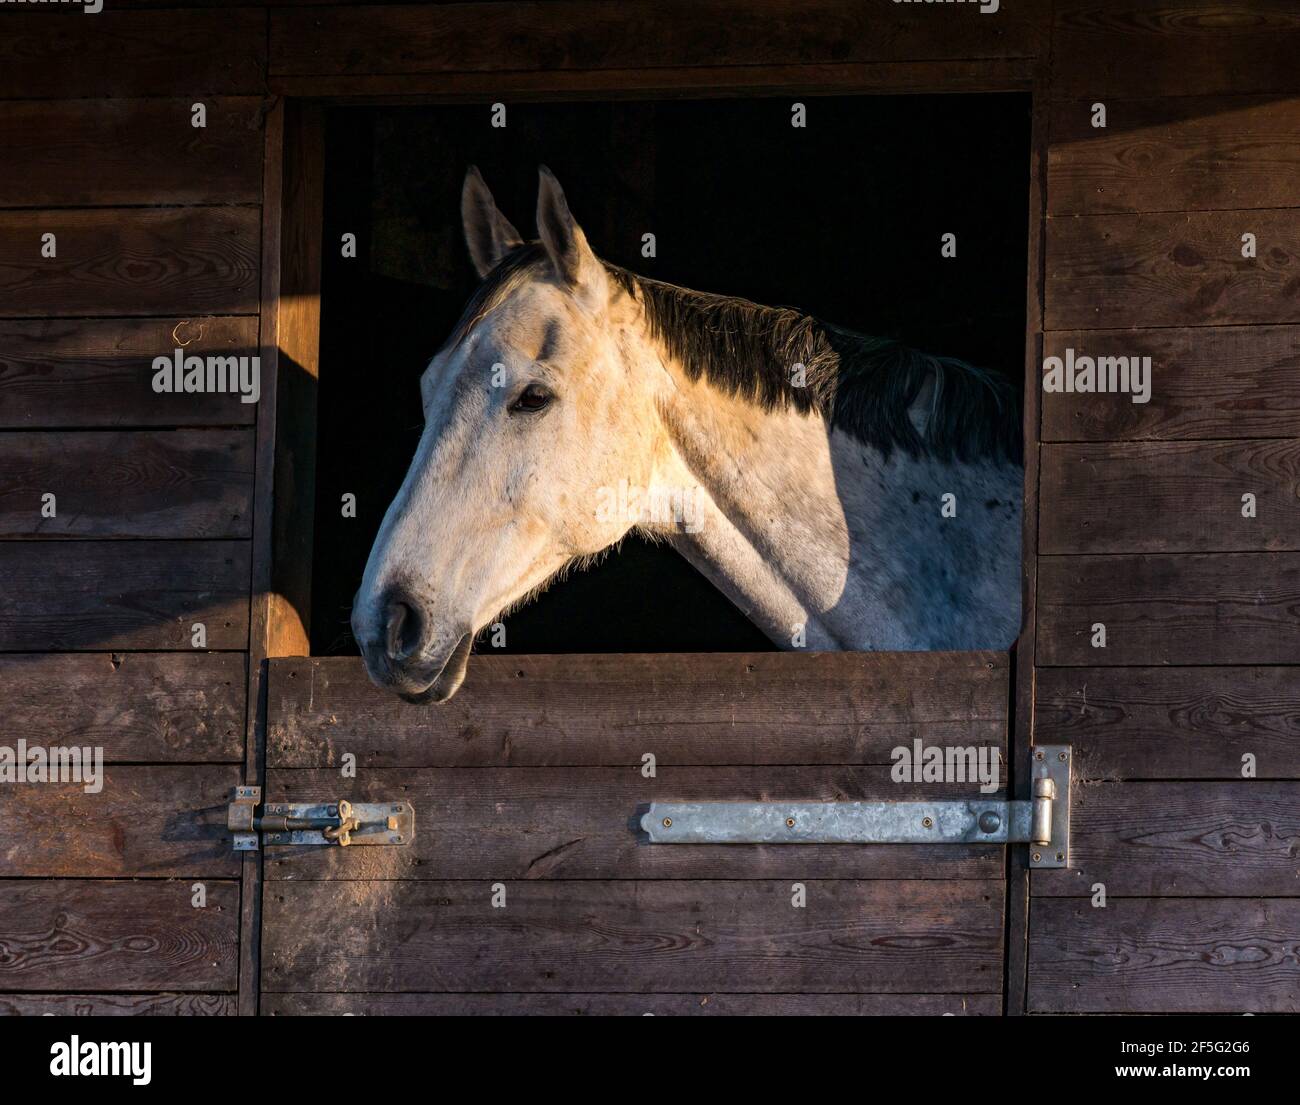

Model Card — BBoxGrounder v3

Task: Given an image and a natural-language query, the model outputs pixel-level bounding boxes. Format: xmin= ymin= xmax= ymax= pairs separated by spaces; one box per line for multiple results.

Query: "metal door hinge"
xmin=228 ymin=786 xmax=415 ymax=851
xmin=640 ymin=744 xmax=1071 ymax=868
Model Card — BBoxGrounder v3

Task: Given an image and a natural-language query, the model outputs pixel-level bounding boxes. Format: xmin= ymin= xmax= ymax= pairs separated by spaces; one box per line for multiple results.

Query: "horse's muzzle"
xmin=358 ymin=627 xmax=474 ymax=705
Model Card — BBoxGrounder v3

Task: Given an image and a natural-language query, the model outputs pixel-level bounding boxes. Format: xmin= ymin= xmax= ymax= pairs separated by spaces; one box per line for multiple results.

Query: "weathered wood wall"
xmin=262 ymin=652 xmax=1008 ymax=1015
xmin=1 ymin=0 xmax=1296 ymax=1015
xmin=1031 ymin=1 xmax=1300 ymax=1014
xmin=0 ymin=10 xmax=264 ymax=1015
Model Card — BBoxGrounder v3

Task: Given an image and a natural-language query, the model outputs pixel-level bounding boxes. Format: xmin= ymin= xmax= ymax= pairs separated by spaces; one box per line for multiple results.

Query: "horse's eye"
xmin=510 ymin=384 xmax=553 ymax=414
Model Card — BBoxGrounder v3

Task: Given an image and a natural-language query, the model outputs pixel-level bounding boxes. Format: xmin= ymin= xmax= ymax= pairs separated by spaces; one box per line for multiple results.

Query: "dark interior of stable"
xmin=310 ymin=94 xmax=1031 ymax=656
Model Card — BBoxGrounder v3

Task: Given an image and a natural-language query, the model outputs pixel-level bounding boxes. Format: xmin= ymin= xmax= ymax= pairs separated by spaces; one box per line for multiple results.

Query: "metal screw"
xmin=978 ymin=811 xmax=1001 ymax=834
xmin=662 ymin=817 xmax=672 ymax=828
xmin=1056 ymin=852 xmax=1064 ymax=862
xmin=922 ymin=816 xmax=934 ymax=829
xmin=1032 ymin=852 xmax=1042 ymax=863
xmin=785 ymin=817 xmax=796 ymax=828
xmin=1034 ymin=750 xmax=1044 ymax=761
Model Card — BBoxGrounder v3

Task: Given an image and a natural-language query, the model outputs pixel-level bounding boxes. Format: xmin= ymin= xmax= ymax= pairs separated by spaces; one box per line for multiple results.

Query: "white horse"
xmin=353 ymin=166 xmax=1022 ymax=702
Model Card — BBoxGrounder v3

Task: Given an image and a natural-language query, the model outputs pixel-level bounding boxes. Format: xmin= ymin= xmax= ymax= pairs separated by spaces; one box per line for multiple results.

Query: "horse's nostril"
xmin=384 ymin=597 xmax=423 ymax=662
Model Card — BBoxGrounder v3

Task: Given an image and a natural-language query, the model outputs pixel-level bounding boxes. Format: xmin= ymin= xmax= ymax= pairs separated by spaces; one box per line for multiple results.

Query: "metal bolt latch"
xmin=227 ymin=788 xmax=414 ymax=851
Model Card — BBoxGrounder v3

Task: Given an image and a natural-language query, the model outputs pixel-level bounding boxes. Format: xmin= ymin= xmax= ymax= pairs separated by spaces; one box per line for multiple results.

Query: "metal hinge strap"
xmin=640 ymin=744 xmax=1071 ymax=868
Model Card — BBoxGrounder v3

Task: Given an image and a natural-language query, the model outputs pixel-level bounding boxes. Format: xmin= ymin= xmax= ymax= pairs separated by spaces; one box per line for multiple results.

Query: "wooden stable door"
xmin=258 ymin=651 xmax=1011 ymax=1014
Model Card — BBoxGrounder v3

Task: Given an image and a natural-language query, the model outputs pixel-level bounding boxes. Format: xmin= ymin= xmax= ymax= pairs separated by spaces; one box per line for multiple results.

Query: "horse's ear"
xmin=461 ymin=166 xmax=523 ymax=279
xmin=536 ymin=165 xmax=602 ymax=297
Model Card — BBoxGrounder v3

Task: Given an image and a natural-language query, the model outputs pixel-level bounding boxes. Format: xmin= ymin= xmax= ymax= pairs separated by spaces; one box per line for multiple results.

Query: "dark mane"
xmin=461 ymin=246 xmax=1021 ymax=465
xmin=607 ymin=265 xmax=1022 ymax=465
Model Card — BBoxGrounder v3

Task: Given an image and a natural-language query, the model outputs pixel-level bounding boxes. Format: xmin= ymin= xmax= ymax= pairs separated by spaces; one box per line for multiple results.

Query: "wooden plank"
xmin=0 ymin=653 xmax=244 ymax=762
xmin=0 ymin=766 xmax=241 ymax=879
xmin=1029 ymin=897 xmax=1300 ymax=1013
xmin=0 ymin=994 xmax=235 ymax=1016
xmin=1007 ymin=62 xmax=1052 ymax=1019
xmin=1052 ymin=1 xmax=1300 ymax=99
xmin=1040 ymin=440 xmax=1300 ymax=554
xmin=270 ymin=58 xmax=1037 ymax=100
xmin=0 ymin=430 xmax=254 ymax=539
xmin=264 ymin=767 xmax=1005 ymax=882
xmin=1048 ymin=96 xmax=1300 ymax=215
xmin=1034 ymin=782 xmax=1300 ymax=896
xmin=1045 ymin=209 xmax=1300 ymax=330
xmin=1036 ymin=666 xmax=1300 ymax=780
xmin=0 ymin=540 xmax=249 ymax=650
xmin=271 ymin=2 xmax=1045 ymax=78
xmin=0 ymin=881 xmax=238 ymax=993
xmin=268 ymin=100 xmax=325 ymax=658
xmin=238 ymin=95 xmax=290 ymax=1019
xmin=1037 ymin=553 xmax=1300 ymax=665
xmin=263 ymin=880 xmax=1003 ymax=994
xmin=0 ymin=99 xmax=264 ymax=209
xmin=264 ymin=992 xmax=999 ymax=1016
xmin=0 ymin=317 xmax=258 ymax=429
xmin=0 ymin=9 xmax=265 ymax=98
xmin=267 ymin=652 xmax=1009 ymax=767
xmin=0 ymin=208 xmax=259 ymax=319
xmin=1040 ymin=326 xmax=1300 ymax=441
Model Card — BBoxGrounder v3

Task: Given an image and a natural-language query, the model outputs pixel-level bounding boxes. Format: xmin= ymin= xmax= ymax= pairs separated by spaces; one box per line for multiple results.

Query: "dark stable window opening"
xmin=311 ymin=94 xmax=1031 ymax=656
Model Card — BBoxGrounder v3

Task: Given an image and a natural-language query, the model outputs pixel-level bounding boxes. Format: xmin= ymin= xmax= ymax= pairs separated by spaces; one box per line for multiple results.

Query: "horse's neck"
xmin=646 ymin=365 xmax=1022 ymax=651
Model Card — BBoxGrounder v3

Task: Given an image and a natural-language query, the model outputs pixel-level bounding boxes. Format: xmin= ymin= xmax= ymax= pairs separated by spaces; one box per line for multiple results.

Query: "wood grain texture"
xmin=0 ymin=993 xmax=234 ymax=1016
xmin=264 ymin=992 xmax=999 ymax=1016
xmin=1045 ymin=209 xmax=1300 ymax=330
xmin=0 ymin=99 xmax=264 ymax=209
xmin=1006 ymin=64 xmax=1051 ymax=1018
xmin=1040 ymin=439 xmax=1300 ymax=553
xmin=237 ymin=93 xmax=288 ymax=1019
xmin=1048 ymin=96 xmax=1300 ymax=215
xmin=1052 ymin=1 xmax=1300 ymax=99
xmin=0 ymin=652 xmax=243 ymax=762
xmin=1037 ymin=552 xmax=1300 ymax=665
xmin=0 ymin=430 xmax=254 ymax=539
xmin=1040 ymin=326 xmax=1300 ymax=441
xmin=0 ymin=8 xmax=265 ymax=98
xmin=1036 ymin=666 xmax=1300 ymax=780
xmin=264 ymin=767 xmax=1005 ymax=882
xmin=1034 ymin=782 xmax=1300 ymax=896
xmin=0 ymin=766 xmax=241 ymax=879
xmin=263 ymin=879 xmax=1003 ymax=994
xmin=1029 ymin=897 xmax=1300 ymax=1013
xmin=0 ymin=540 xmax=249 ymax=650
xmin=268 ymin=100 xmax=325 ymax=658
xmin=0 ymin=209 xmax=259 ymax=318
xmin=270 ymin=1 xmax=1044 ymax=77
xmin=0 ymin=881 xmax=238 ymax=993
xmin=267 ymin=652 xmax=1008 ymax=767
xmin=0 ymin=317 xmax=258 ymax=429
xmin=269 ymin=58 xmax=1036 ymax=99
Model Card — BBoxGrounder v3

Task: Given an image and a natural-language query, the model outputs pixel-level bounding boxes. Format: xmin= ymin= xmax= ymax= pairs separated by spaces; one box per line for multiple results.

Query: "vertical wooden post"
xmin=238 ymin=96 xmax=325 ymax=1016
xmin=1005 ymin=59 xmax=1051 ymax=1018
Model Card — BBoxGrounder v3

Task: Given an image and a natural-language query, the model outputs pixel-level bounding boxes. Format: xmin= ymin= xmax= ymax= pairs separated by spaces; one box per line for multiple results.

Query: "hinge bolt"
xmin=662 ymin=817 xmax=672 ymax=828
xmin=922 ymin=816 xmax=934 ymax=829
